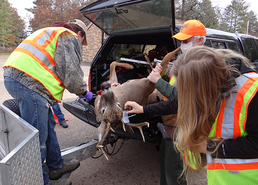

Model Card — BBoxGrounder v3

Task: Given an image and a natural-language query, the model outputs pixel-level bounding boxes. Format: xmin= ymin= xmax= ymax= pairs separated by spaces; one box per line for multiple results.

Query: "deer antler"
xmin=124 ymin=122 xmax=149 ymax=142
xmin=97 ymin=121 xmax=113 ymax=160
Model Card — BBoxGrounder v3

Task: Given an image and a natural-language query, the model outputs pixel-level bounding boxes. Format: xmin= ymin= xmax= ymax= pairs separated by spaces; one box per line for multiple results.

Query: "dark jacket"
xmin=155 ymin=78 xmax=177 ymax=99
xmin=143 ymin=60 xmax=258 ymax=159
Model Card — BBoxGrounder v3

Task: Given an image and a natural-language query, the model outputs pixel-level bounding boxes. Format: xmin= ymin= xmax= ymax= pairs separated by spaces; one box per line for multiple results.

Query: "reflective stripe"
xmin=36 ymin=29 xmax=56 ymax=46
xmin=3 ymin=27 xmax=78 ymax=101
xmin=234 ymin=75 xmax=251 ymax=138
xmin=208 ymin=157 xmax=258 ymax=165
xmin=215 ymin=75 xmax=250 ymax=139
xmin=16 ymin=42 xmax=61 ymax=83
xmin=21 ymin=40 xmax=55 ymax=65
xmin=216 ymin=99 xmax=226 ymax=137
xmin=207 ymin=156 xmax=258 ymax=170
xmin=163 ymin=75 xmax=177 ymax=101
xmin=206 ymin=72 xmax=258 ymax=174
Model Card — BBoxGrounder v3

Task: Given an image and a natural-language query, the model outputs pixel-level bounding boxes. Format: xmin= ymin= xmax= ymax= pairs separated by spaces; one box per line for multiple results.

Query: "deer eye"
xmin=117 ymin=103 xmax=121 ymax=108
xmin=101 ymin=107 xmax=106 ymax=114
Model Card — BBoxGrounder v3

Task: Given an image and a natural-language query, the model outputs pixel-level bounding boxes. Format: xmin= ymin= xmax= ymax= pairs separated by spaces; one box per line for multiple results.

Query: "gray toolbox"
xmin=0 ymin=102 xmax=98 ymax=184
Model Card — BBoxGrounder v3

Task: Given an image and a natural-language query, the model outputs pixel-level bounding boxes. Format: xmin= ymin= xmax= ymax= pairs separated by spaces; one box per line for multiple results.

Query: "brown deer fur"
xmin=94 ymin=47 xmax=181 ymax=159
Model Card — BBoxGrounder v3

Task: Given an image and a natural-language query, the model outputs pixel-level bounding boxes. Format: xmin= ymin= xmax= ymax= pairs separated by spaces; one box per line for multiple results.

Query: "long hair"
xmin=171 ymin=46 xmax=240 ymax=171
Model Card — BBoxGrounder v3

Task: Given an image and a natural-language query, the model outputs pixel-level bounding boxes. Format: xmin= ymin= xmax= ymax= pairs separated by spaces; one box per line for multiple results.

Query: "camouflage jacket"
xmin=4 ymin=32 xmax=87 ymax=105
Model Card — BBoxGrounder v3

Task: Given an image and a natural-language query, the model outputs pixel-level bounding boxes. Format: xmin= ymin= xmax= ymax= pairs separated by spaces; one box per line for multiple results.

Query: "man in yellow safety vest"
xmin=3 ymin=19 xmax=91 ymax=185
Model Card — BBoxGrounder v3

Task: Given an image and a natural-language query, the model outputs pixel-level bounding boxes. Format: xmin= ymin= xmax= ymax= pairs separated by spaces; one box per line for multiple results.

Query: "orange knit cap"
xmin=172 ymin=20 xmax=206 ymax=41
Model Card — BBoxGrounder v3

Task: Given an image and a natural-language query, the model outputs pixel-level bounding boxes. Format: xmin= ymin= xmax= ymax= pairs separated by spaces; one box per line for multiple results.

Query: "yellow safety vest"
xmin=3 ymin=27 xmax=78 ymax=102
xmin=186 ymin=73 xmax=258 ymax=185
xmin=163 ymin=75 xmax=177 ymax=101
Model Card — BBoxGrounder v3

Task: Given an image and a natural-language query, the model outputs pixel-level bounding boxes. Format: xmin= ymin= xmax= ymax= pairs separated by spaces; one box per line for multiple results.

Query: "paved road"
xmin=0 ymin=56 xmax=206 ymax=185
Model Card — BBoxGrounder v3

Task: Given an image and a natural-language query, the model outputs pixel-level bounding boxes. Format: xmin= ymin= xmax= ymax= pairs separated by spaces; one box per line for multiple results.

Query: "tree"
xmin=28 ymin=0 xmax=95 ymax=32
xmin=0 ymin=0 xmax=12 ymax=47
xmin=8 ymin=7 xmax=25 ymax=46
xmin=220 ymin=0 xmax=249 ymax=33
xmin=175 ymin=0 xmax=218 ymax=29
xmin=197 ymin=0 xmax=218 ymax=28
xmin=247 ymin=11 xmax=258 ymax=37
xmin=0 ymin=0 xmax=25 ymax=48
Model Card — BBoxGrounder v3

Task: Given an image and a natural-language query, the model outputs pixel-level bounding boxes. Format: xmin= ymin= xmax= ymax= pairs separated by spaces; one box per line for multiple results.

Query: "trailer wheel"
xmin=2 ymin=99 xmax=21 ymax=116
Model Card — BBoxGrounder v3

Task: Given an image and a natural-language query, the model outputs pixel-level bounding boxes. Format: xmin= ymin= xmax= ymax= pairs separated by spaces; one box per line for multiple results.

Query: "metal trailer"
xmin=0 ymin=103 xmax=98 ymax=185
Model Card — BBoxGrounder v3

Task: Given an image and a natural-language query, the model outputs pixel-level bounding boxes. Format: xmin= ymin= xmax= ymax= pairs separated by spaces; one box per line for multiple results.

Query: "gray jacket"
xmin=4 ymin=32 xmax=87 ymax=105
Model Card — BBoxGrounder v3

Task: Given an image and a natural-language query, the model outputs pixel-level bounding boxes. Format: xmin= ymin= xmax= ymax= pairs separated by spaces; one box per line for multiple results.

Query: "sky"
xmin=8 ymin=0 xmax=34 ymax=27
xmin=8 ymin=0 xmax=258 ymax=26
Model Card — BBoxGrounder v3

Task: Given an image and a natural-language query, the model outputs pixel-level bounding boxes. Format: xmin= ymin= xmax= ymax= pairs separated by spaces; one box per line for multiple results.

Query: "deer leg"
xmin=109 ymin=61 xmax=134 ymax=82
xmin=124 ymin=122 xmax=149 ymax=142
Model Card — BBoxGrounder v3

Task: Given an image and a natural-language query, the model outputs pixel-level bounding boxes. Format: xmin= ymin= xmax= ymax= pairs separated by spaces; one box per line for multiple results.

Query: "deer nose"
xmin=101 ymin=82 xmax=111 ymax=90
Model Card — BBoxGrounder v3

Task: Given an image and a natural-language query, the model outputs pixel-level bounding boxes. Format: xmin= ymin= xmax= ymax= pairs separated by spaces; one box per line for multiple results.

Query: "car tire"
xmin=2 ymin=99 xmax=21 ymax=116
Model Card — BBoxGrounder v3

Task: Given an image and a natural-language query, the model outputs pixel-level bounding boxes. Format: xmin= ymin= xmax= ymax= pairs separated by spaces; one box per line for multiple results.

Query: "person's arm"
xmin=148 ymin=63 xmax=178 ymax=99
xmin=54 ymin=32 xmax=87 ymax=95
xmin=208 ymin=92 xmax=258 ymax=159
xmin=155 ymin=78 xmax=178 ymax=99
xmin=143 ymin=97 xmax=178 ymax=118
xmin=125 ymin=97 xmax=178 ymax=117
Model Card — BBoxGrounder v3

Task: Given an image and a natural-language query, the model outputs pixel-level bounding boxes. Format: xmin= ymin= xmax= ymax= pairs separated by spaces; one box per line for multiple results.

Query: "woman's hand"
xmin=124 ymin=101 xmax=144 ymax=114
xmin=147 ymin=64 xmax=162 ymax=83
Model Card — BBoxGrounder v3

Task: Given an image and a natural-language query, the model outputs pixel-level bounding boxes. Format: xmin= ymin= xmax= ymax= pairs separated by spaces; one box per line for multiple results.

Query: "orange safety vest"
xmin=3 ymin=27 xmax=78 ymax=101
xmin=187 ymin=73 xmax=258 ymax=185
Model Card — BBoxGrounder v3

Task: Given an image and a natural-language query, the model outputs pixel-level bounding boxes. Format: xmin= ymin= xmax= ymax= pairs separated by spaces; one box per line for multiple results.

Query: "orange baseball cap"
xmin=172 ymin=20 xmax=206 ymax=41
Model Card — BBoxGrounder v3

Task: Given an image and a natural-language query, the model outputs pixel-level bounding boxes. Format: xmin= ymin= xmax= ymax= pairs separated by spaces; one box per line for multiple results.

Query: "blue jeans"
xmin=4 ymin=77 xmax=64 ymax=185
xmin=52 ymin=102 xmax=65 ymax=123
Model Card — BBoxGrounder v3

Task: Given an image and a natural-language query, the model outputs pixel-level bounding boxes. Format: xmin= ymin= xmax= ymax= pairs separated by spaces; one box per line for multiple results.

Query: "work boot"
xmin=49 ymin=179 xmax=72 ymax=185
xmin=60 ymin=121 xmax=68 ymax=128
xmin=49 ymin=160 xmax=80 ymax=180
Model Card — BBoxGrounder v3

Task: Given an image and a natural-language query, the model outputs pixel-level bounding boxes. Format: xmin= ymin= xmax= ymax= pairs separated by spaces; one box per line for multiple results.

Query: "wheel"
xmin=2 ymin=99 xmax=21 ymax=116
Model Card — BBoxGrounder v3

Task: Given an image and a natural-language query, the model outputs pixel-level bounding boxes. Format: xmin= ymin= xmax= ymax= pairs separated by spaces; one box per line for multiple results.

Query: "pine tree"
xmin=175 ymin=0 xmax=218 ymax=29
xmin=220 ymin=0 xmax=249 ymax=33
xmin=0 ymin=0 xmax=11 ymax=47
xmin=247 ymin=11 xmax=258 ymax=36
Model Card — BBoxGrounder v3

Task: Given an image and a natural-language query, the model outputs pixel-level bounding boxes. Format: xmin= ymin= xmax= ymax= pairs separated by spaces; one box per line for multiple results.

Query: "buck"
xmin=94 ymin=47 xmax=181 ymax=159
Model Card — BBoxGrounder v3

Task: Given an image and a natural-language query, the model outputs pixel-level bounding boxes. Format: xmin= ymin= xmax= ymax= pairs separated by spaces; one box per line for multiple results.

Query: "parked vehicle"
xmin=63 ymin=0 xmax=258 ymax=154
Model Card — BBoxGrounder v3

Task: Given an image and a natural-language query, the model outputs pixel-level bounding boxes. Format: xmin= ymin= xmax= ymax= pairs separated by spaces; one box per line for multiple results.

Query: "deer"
xmin=94 ymin=47 xmax=181 ymax=159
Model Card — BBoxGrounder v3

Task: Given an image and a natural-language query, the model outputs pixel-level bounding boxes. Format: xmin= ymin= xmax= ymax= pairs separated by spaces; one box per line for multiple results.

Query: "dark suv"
xmin=64 ymin=0 xmax=258 ymax=147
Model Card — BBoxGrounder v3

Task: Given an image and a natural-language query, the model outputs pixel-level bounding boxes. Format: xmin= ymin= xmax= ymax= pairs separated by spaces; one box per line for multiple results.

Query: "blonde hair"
xmin=171 ymin=46 xmax=248 ymax=172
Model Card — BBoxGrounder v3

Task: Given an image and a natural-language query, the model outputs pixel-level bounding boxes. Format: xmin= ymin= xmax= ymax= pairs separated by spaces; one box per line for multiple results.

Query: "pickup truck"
xmin=63 ymin=0 xmax=258 ymax=156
